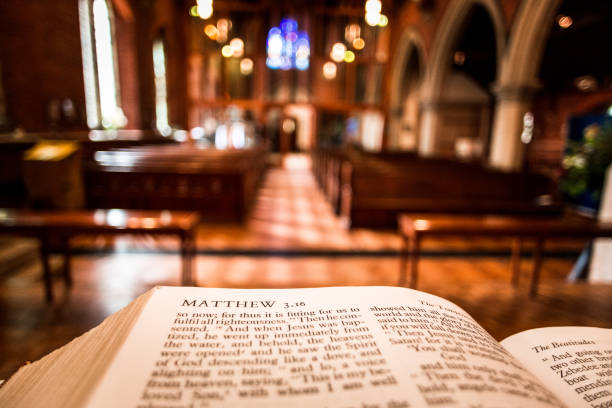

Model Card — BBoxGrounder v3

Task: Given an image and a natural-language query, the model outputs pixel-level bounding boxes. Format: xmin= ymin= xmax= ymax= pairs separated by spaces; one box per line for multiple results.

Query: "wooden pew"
xmin=312 ymin=148 xmax=562 ymax=229
xmin=84 ymin=146 xmax=267 ymax=222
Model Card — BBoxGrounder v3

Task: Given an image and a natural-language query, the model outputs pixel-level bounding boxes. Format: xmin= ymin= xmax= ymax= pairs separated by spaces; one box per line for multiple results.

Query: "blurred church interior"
xmin=0 ymin=0 xmax=611 ymax=379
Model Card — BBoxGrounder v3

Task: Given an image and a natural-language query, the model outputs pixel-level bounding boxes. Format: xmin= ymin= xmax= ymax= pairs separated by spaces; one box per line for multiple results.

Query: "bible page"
xmin=501 ymin=327 xmax=612 ymax=408
xmin=86 ymin=286 xmax=565 ymax=407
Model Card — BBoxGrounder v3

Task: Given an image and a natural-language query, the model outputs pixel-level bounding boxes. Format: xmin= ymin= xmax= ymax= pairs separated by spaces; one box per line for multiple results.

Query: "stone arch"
xmin=388 ymin=28 xmax=427 ymax=110
xmin=387 ymin=28 xmax=427 ymax=151
xmin=420 ymin=0 xmax=506 ymax=102
xmin=418 ymin=0 xmax=507 ymax=156
xmin=497 ymin=0 xmax=561 ymax=89
xmin=488 ymin=0 xmax=561 ymax=170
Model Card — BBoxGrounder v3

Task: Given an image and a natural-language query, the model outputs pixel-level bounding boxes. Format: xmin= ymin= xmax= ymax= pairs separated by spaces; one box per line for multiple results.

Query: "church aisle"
xmin=196 ymin=154 xmax=402 ymax=252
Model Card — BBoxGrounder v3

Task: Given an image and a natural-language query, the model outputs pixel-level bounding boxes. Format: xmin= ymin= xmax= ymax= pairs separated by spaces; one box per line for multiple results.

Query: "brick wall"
xmin=528 ymin=89 xmax=612 ymax=177
xmin=0 ymin=0 xmax=87 ymax=131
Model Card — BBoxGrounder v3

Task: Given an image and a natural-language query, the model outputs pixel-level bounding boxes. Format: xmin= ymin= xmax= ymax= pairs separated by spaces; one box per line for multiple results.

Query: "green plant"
xmin=560 ymin=123 xmax=612 ymax=205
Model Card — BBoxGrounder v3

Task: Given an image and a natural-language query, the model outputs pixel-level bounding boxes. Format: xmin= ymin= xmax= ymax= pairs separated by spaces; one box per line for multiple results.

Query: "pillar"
xmin=488 ymin=85 xmax=537 ymax=171
xmin=385 ymin=107 xmax=402 ymax=151
xmin=418 ymin=101 xmax=441 ymax=156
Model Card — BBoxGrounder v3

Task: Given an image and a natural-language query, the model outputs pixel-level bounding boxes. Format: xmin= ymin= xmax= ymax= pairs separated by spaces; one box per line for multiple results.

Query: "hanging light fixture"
xmin=322 ymin=61 xmax=337 ymax=79
xmin=365 ymin=0 xmax=382 ymax=26
xmin=221 ymin=45 xmax=233 ymax=58
xmin=240 ymin=58 xmax=254 ymax=75
xmin=377 ymin=14 xmax=388 ymax=27
xmin=229 ymin=38 xmax=244 ymax=57
xmin=196 ymin=0 xmax=213 ymax=20
xmin=330 ymin=42 xmax=346 ymax=63
xmin=344 ymin=50 xmax=356 ymax=63
xmin=216 ymin=18 xmax=230 ymax=43
xmin=345 ymin=24 xmax=361 ymax=43
xmin=204 ymin=24 xmax=217 ymax=40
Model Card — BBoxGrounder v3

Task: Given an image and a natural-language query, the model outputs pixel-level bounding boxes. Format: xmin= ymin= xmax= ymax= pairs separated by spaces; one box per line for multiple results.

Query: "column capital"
xmin=491 ymin=82 xmax=541 ymax=101
xmin=419 ymin=99 xmax=445 ymax=111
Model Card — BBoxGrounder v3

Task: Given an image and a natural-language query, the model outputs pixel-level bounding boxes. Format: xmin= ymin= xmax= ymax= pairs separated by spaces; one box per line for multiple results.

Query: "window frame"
xmin=79 ymin=0 xmax=124 ymax=129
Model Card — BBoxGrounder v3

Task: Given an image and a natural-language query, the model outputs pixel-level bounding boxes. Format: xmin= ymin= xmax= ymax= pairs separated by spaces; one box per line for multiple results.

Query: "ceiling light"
xmin=365 ymin=0 xmax=381 ymax=15
xmin=216 ymin=18 xmax=230 ymax=43
xmin=377 ymin=14 xmax=388 ymax=27
xmin=557 ymin=15 xmax=573 ymax=29
xmin=229 ymin=38 xmax=244 ymax=57
xmin=204 ymin=24 xmax=217 ymax=39
xmin=345 ymin=24 xmax=361 ymax=43
xmin=365 ymin=12 xmax=380 ymax=27
xmin=196 ymin=0 xmax=213 ymax=20
xmin=239 ymin=58 xmax=253 ymax=75
xmin=330 ymin=42 xmax=346 ymax=63
xmin=221 ymin=45 xmax=233 ymax=58
xmin=453 ymin=51 xmax=466 ymax=65
xmin=365 ymin=0 xmax=382 ymax=27
xmin=323 ymin=62 xmax=337 ymax=79
xmin=353 ymin=37 xmax=365 ymax=50
xmin=344 ymin=50 xmax=355 ymax=63
xmin=574 ymin=76 xmax=597 ymax=92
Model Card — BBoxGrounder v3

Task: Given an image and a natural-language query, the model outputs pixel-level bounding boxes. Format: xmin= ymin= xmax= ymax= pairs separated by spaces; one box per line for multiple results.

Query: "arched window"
xmin=153 ymin=37 xmax=171 ymax=136
xmin=79 ymin=0 xmax=126 ymax=129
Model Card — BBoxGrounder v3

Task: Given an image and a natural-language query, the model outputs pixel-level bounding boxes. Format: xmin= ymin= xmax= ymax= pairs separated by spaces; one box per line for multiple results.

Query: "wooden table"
xmin=0 ymin=209 xmax=200 ymax=301
xmin=398 ymin=213 xmax=612 ymax=297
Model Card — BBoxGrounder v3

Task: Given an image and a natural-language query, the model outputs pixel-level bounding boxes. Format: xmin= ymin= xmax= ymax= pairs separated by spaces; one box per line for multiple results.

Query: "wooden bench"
xmin=312 ymin=149 xmax=562 ymax=229
xmin=84 ymin=146 xmax=267 ymax=222
xmin=397 ymin=213 xmax=612 ymax=297
xmin=0 ymin=209 xmax=200 ymax=301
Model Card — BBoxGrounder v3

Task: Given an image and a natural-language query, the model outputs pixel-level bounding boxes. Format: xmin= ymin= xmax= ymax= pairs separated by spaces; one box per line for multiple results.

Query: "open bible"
xmin=1 ymin=286 xmax=611 ymax=407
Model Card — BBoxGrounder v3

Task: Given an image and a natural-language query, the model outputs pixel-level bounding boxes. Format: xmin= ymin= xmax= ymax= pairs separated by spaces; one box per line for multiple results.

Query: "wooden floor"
xmin=1 ymin=154 xmax=611 ymax=380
